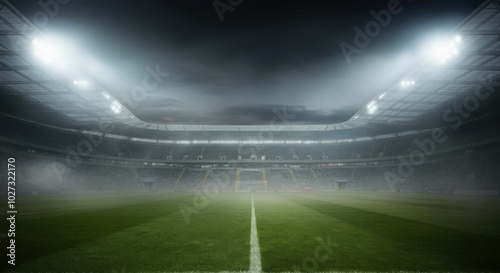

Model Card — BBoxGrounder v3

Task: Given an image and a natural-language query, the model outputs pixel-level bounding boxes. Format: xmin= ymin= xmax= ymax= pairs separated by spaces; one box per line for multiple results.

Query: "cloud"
xmin=137 ymin=103 xmax=355 ymax=125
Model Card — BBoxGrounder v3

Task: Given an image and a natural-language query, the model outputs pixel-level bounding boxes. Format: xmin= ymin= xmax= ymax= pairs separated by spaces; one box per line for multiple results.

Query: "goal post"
xmin=141 ymin=177 xmax=157 ymax=191
xmin=235 ymin=180 xmax=268 ymax=192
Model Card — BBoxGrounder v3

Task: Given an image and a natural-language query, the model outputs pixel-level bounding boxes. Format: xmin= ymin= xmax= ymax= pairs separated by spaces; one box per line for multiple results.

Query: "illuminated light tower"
xmin=401 ymin=80 xmax=415 ymax=87
xmin=111 ymin=101 xmax=122 ymax=114
xmin=32 ymin=38 xmax=55 ymax=65
xmin=432 ymin=35 xmax=462 ymax=65
xmin=73 ymin=80 xmax=89 ymax=88
xmin=367 ymin=101 xmax=377 ymax=115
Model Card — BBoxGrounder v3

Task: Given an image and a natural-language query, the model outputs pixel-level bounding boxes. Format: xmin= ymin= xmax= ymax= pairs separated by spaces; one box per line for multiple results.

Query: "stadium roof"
xmin=0 ymin=0 xmax=499 ymax=140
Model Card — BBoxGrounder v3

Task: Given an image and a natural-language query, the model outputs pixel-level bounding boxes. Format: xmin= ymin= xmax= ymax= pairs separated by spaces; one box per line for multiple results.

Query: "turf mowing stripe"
xmin=326 ymin=193 xmax=498 ymax=215
xmin=14 ymin=196 xmax=196 ymax=266
xmin=285 ymin=195 xmax=500 ymax=271
xmin=18 ymin=193 xmax=191 ymax=217
xmin=250 ymin=193 xmax=262 ymax=273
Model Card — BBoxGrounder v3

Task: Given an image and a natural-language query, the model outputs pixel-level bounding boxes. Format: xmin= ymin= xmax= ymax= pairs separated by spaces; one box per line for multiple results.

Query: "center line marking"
xmin=249 ymin=193 xmax=262 ymax=273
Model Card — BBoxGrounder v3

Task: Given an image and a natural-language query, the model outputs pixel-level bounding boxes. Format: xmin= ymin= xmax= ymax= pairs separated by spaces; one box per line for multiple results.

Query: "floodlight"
xmin=32 ymin=38 xmax=55 ymax=65
xmin=367 ymin=101 xmax=377 ymax=114
xmin=367 ymin=106 xmax=377 ymax=114
xmin=111 ymin=106 xmax=121 ymax=114
xmin=401 ymin=80 xmax=415 ymax=87
xmin=429 ymin=35 xmax=461 ymax=64
xmin=111 ymin=101 xmax=122 ymax=114
xmin=74 ymin=80 xmax=89 ymax=88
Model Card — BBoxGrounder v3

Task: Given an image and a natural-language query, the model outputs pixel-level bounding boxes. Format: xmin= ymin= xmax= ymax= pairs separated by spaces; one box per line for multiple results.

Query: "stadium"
xmin=1 ymin=0 xmax=500 ymax=272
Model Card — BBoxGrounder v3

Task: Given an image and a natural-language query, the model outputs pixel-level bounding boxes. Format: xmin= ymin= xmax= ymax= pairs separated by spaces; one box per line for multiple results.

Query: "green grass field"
xmin=4 ymin=192 xmax=500 ymax=272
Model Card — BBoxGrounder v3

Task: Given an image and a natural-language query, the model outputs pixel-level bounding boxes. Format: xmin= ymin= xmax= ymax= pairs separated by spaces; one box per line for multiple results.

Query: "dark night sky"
xmin=10 ymin=0 xmax=484 ymax=125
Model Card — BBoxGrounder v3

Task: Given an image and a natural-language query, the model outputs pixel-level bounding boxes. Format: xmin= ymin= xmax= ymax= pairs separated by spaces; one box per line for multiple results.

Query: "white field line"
xmin=250 ymin=194 xmax=262 ymax=273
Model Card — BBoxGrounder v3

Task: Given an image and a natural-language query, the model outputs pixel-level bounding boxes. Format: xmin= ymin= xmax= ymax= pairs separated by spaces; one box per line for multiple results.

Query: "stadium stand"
xmin=205 ymin=168 xmax=236 ymax=191
xmin=2 ymin=141 xmax=500 ymax=194
xmin=1 ymin=0 xmax=500 ymax=196
xmin=266 ymin=168 xmax=300 ymax=191
xmin=177 ymin=168 xmax=208 ymax=191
